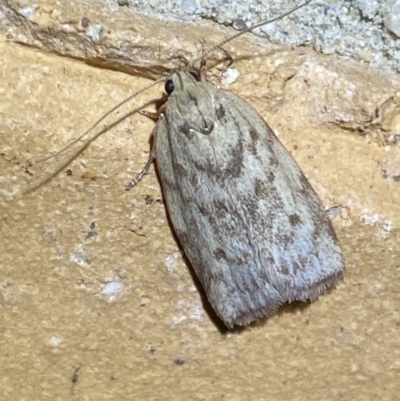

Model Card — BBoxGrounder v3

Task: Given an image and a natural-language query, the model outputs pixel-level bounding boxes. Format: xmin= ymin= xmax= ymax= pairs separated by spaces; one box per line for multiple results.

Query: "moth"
xmin=32 ymin=0 xmax=345 ymax=328
xmin=136 ymin=58 xmax=344 ymax=328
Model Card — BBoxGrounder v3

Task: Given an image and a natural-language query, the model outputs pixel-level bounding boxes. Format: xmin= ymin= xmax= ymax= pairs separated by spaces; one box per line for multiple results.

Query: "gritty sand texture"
xmin=1 ymin=1 xmax=400 ymax=400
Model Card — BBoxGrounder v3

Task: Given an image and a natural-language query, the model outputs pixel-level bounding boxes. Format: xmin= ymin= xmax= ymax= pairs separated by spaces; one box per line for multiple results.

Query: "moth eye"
xmin=202 ymin=119 xmax=214 ymax=135
xmin=165 ymin=80 xmax=174 ymax=95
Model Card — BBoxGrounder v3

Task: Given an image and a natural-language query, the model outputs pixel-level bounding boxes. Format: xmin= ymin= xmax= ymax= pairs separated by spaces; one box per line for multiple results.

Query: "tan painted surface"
xmin=1 ymin=1 xmax=399 ymax=400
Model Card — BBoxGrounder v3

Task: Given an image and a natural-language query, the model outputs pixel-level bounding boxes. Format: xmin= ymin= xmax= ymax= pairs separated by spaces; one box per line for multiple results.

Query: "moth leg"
xmin=139 ymin=110 xmax=159 ymax=121
xmin=139 ymin=103 xmax=166 ymax=122
xmin=126 ymin=105 xmax=166 ymax=190
xmin=198 ymin=40 xmax=233 ymax=79
xmin=216 ymin=46 xmax=234 ymax=67
xmin=125 ymin=150 xmax=155 ymax=191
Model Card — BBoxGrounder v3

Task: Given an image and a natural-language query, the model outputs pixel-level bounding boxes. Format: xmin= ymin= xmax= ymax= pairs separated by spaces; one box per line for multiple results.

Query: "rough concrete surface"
xmin=1 ymin=1 xmax=399 ymax=400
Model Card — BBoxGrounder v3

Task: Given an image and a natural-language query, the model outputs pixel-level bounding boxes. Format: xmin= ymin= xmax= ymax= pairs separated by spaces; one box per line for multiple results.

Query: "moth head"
xmin=164 ymin=69 xmax=201 ymax=95
xmin=164 ymin=69 xmax=216 ymax=138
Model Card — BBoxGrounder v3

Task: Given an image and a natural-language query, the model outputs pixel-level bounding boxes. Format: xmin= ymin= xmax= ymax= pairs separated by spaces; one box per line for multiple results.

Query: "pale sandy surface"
xmin=1 ymin=1 xmax=400 ymax=400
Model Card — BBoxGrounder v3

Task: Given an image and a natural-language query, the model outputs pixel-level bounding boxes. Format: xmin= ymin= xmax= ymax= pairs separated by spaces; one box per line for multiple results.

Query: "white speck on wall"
xmin=379 ymin=220 xmax=394 ymax=240
xmin=387 ymin=134 xmax=400 ymax=143
xmin=327 ymin=206 xmax=341 ymax=220
xmin=221 ymin=68 xmax=240 ymax=85
xmin=70 ymin=249 xmax=88 ymax=267
xmin=170 ymin=297 xmax=204 ymax=328
xmin=49 ymin=336 xmax=63 ymax=347
xmin=170 ymin=313 xmax=186 ymax=328
xmin=382 ymin=220 xmax=393 ymax=232
xmin=0 ymin=184 xmax=20 ymax=200
xmin=101 ymin=281 xmax=123 ymax=297
xmin=164 ymin=251 xmax=180 ymax=272
xmin=19 ymin=7 xmax=35 ymax=19
xmin=189 ymin=302 xmax=204 ymax=321
xmin=360 ymin=213 xmax=380 ymax=226
xmin=41 ymin=66 xmax=50 ymax=76
xmin=370 ymin=283 xmax=382 ymax=294
xmin=127 ymin=33 xmax=143 ymax=44
xmin=85 ymin=25 xmax=104 ymax=42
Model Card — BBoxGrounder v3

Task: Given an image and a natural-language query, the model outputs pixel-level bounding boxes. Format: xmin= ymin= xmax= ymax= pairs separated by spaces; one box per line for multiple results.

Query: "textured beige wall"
xmin=1 ymin=1 xmax=399 ymax=400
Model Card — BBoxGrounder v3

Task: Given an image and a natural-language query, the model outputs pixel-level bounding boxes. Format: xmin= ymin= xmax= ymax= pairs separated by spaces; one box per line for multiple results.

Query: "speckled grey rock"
xmin=124 ymin=0 xmax=400 ymax=75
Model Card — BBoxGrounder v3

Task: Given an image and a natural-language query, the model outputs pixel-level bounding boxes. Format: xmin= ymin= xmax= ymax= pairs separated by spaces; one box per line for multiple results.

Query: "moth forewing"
xmin=154 ymin=70 xmax=344 ymax=328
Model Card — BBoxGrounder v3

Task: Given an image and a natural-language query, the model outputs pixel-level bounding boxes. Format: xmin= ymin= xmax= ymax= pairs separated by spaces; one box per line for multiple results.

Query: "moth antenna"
xmin=35 ymin=77 xmax=166 ymax=164
xmin=193 ymin=0 xmax=312 ymax=66
xmin=24 ymin=97 xmax=156 ymax=195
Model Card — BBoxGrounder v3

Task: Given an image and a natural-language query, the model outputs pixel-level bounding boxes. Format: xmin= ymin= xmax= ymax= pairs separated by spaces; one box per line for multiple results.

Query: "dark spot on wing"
xmin=269 ymin=156 xmax=279 ymax=168
xmin=225 ymin=138 xmax=244 ymax=178
xmin=277 ymin=233 xmax=294 ymax=248
xmin=244 ymin=128 xmax=259 ymax=155
xmin=255 ymin=178 xmax=268 ymax=197
xmin=278 ymin=264 xmax=290 ymax=275
xmin=249 ymin=128 xmax=259 ymax=142
xmin=214 ymin=247 xmax=227 ymax=260
xmin=215 ymin=104 xmax=226 ymax=120
xmin=236 ymin=251 xmax=252 ymax=266
xmin=299 ymin=173 xmax=312 ymax=195
xmin=289 ymin=214 xmax=302 ymax=227
xmin=210 ymin=198 xmax=232 ymax=222
xmin=267 ymin=171 xmax=275 ymax=183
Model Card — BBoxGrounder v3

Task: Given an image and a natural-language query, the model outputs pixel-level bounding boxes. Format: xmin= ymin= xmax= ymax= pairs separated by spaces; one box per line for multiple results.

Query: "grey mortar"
xmin=117 ymin=0 xmax=400 ymax=75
